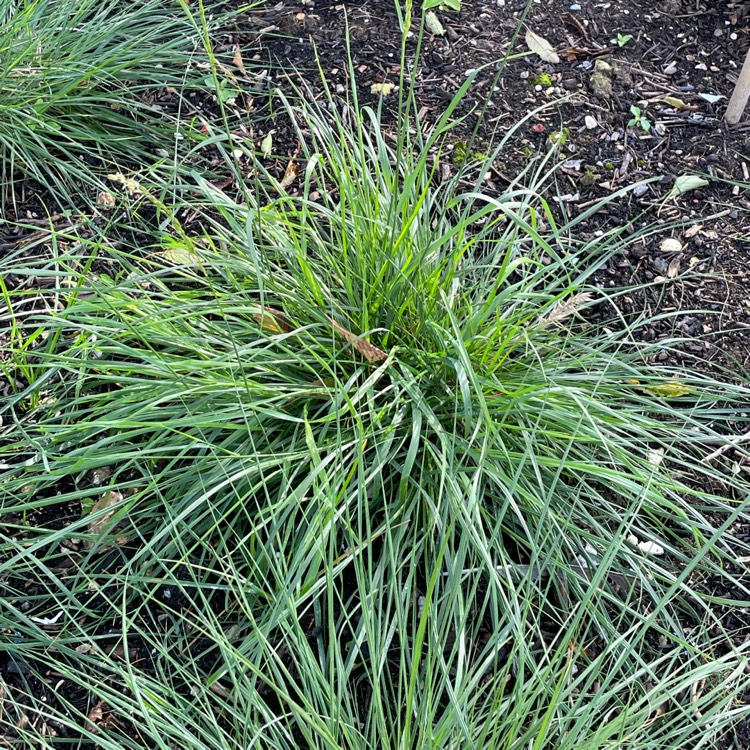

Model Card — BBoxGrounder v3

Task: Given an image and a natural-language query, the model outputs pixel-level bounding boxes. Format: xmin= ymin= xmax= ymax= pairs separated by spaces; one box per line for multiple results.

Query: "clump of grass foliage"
xmin=0 ymin=0 xmax=230 ymax=209
xmin=2 ymin=25 xmax=750 ymax=750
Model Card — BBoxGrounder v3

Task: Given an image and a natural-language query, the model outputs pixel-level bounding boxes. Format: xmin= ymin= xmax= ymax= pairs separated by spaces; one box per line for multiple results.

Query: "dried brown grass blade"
xmin=327 ymin=317 xmax=387 ymax=363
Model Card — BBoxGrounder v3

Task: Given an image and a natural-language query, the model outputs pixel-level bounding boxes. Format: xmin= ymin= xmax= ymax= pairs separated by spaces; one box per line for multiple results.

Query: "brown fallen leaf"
xmin=666 ymin=257 xmax=681 ymax=278
xmin=88 ymin=491 xmax=122 ymax=536
xmin=327 ymin=317 xmax=387 ymax=364
xmin=537 ymin=292 xmax=593 ymax=327
xmin=279 ymin=161 xmax=299 ymax=190
xmin=86 ymin=701 xmax=106 ymax=732
xmin=232 ymin=45 xmax=248 ymax=78
xmin=253 ymin=306 xmax=293 ymax=333
xmin=86 ymin=491 xmax=130 ymax=550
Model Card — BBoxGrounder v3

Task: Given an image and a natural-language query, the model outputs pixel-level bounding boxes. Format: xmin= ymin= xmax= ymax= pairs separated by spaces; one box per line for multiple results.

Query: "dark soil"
xmin=3 ymin=0 xmax=750 ymax=747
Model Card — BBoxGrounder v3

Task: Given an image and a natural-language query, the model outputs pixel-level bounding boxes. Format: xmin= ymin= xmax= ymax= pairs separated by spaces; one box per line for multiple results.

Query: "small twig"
xmin=702 ymin=429 xmax=750 ymax=463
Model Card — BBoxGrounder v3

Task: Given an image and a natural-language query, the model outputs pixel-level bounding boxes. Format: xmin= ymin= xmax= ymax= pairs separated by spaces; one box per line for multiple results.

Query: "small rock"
xmin=584 ymin=114 xmax=598 ymax=129
xmin=632 ymin=183 xmax=648 ymax=198
xmin=638 ymin=540 xmax=665 ymax=556
xmin=562 ymin=78 xmax=578 ymax=90
xmin=563 ymin=159 xmax=583 ymax=170
xmin=570 ymin=3 xmax=581 ymax=9
xmin=660 ymin=237 xmax=682 ymax=253
xmin=5 ymin=657 xmax=31 ymax=676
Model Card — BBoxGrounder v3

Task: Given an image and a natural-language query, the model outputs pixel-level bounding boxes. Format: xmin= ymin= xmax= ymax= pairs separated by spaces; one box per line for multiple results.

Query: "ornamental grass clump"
xmin=1 ymin=88 xmax=749 ymax=749
xmin=0 ymin=0 xmax=230 ymax=208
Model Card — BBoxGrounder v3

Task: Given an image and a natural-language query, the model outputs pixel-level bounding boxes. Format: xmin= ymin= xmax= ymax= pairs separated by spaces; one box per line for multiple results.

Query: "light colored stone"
xmin=660 ymin=237 xmax=682 ymax=253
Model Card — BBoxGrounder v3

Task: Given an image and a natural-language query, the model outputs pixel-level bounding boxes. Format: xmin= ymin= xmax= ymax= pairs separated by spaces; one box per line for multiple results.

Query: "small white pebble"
xmin=660 ymin=237 xmax=682 ymax=253
xmin=638 ymin=541 xmax=665 ymax=556
xmin=647 ymin=448 xmax=665 ymax=467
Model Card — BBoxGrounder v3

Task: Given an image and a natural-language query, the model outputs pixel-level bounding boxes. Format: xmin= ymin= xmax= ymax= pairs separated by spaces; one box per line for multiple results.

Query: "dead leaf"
xmin=666 ymin=257 xmax=681 ymax=278
xmin=86 ymin=701 xmax=105 ymax=732
xmin=158 ymin=247 xmax=203 ymax=266
xmin=279 ymin=161 xmax=299 ymax=190
xmin=525 ymin=29 xmax=560 ymax=64
xmin=425 ymin=10 xmax=445 ymax=36
xmin=253 ymin=306 xmax=293 ymax=333
xmin=328 ymin=317 xmax=387 ymax=364
xmin=232 ymin=45 xmax=248 ymax=78
xmin=86 ymin=491 xmax=130 ymax=550
xmin=260 ymin=131 xmax=273 ymax=158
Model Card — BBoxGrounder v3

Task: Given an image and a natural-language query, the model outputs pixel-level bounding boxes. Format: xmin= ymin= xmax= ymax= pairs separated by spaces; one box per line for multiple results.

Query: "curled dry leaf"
xmin=327 ymin=317 xmax=387 ymax=364
xmin=525 ymin=28 xmax=560 ymax=64
xmin=538 ymin=292 xmax=593 ymax=327
xmin=666 ymin=257 xmax=681 ymax=279
xmin=86 ymin=701 xmax=106 ymax=732
xmin=279 ymin=161 xmax=299 ymax=190
xmin=253 ymin=306 xmax=293 ymax=334
xmin=232 ymin=45 xmax=248 ymax=78
xmin=86 ymin=491 xmax=130 ymax=549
